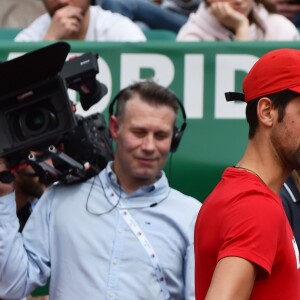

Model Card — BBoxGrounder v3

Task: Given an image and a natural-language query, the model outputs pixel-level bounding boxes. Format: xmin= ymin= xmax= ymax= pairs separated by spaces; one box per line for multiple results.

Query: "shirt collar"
xmin=105 ymin=162 xmax=158 ymax=197
xmin=105 ymin=161 xmax=168 ymax=196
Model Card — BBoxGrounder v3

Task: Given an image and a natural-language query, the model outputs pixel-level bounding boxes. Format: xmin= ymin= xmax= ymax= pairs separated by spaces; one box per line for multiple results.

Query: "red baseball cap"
xmin=225 ymin=48 xmax=300 ymax=103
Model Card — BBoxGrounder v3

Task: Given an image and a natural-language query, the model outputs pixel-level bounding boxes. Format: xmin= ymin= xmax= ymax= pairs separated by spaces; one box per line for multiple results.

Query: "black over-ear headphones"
xmin=108 ymin=88 xmax=187 ymax=153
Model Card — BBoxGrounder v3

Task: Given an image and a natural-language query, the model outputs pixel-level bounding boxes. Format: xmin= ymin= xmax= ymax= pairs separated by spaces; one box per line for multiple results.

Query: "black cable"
xmin=85 ymin=174 xmax=170 ymax=216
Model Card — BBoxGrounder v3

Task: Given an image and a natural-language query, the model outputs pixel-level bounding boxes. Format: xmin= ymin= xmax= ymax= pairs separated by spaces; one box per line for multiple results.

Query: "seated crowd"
xmin=0 ymin=0 xmax=300 ymax=41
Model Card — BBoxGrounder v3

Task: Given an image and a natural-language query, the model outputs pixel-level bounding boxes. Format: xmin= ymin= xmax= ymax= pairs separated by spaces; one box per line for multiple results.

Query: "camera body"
xmin=49 ymin=113 xmax=113 ymax=184
xmin=0 ymin=75 xmax=76 ymax=165
xmin=0 ymin=42 xmax=112 ymax=184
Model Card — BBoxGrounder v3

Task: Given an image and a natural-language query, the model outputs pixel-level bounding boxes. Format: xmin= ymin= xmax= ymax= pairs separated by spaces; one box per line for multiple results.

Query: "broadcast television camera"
xmin=0 ymin=42 xmax=113 ymax=184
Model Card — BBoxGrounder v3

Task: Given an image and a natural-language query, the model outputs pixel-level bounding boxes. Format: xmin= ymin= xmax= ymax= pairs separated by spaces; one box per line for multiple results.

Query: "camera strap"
xmin=118 ymin=208 xmax=170 ymax=300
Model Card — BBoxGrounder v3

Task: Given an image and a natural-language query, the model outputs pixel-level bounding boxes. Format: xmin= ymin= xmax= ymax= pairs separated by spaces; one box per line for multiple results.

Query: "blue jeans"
xmin=100 ymin=0 xmax=188 ymax=33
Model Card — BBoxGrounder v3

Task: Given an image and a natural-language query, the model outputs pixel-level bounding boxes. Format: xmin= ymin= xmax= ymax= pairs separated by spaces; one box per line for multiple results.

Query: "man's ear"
xmin=109 ymin=115 xmax=119 ymax=140
xmin=257 ymin=97 xmax=275 ymax=128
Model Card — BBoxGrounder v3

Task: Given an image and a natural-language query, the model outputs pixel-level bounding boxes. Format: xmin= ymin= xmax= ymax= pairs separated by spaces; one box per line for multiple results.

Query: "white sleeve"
xmin=14 ymin=14 xmax=51 ymax=42
xmin=0 ymin=191 xmax=51 ymax=299
xmin=91 ymin=8 xmax=147 ymax=42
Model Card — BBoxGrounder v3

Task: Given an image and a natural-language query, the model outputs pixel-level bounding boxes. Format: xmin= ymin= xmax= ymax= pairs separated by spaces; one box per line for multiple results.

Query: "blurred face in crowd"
xmin=110 ymin=95 xmax=176 ymax=193
xmin=43 ymin=0 xmax=90 ymax=17
xmin=207 ymin=0 xmax=254 ymax=16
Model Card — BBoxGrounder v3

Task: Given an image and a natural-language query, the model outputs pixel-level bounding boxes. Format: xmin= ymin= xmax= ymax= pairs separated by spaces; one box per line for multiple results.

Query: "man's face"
xmin=43 ymin=0 xmax=89 ymax=16
xmin=271 ymin=95 xmax=300 ymax=170
xmin=111 ymin=96 xmax=176 ymax=190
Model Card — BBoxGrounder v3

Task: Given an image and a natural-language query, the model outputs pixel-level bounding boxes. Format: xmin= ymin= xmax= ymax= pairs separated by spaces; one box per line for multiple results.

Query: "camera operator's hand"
xmin=0 ymin=159 xmax=14 ymax=196
xmin=44 ymin=5 xmax=84 ymax=40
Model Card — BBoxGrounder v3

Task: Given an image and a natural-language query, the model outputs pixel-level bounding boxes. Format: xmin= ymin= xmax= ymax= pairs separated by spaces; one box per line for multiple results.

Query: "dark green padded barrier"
xmin=142 ymin=29 xmax=176 ymax=40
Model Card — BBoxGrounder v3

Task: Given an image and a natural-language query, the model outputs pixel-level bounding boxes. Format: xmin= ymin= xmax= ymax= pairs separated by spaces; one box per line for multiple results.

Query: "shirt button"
xmin=118 ymin=228 xmax=123 ymax=234
xmin=108 ymin=291 xmax=114 ymax=297
xmin=112 ymin=259 xmax=118 ymax=265
xmin=123 ymin=198 xmax=128 ymax=203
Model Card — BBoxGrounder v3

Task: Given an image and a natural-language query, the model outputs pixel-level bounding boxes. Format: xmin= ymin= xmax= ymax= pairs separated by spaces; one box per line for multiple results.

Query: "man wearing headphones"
xmin=0 ymin=80 xmax=201 ymax=300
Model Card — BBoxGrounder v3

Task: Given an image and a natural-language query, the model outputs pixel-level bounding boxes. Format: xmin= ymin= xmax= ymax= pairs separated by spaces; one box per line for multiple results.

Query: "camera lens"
xmin=18 ymin=107 xmax=57 ymax=138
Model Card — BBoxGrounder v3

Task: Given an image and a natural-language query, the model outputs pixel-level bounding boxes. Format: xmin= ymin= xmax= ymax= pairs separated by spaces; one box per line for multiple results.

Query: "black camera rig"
xmin=0 ymin=42 xmax=113 ymax=185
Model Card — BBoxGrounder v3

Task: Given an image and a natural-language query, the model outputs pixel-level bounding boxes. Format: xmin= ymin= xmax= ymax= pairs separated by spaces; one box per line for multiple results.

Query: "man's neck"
xmin=237 ymin=139 xmax=290 ymax=194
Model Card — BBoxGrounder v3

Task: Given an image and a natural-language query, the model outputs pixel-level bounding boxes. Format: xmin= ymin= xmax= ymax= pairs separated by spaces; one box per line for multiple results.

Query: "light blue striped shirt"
xmin=0 ymin=162 xmax=201 ymax=300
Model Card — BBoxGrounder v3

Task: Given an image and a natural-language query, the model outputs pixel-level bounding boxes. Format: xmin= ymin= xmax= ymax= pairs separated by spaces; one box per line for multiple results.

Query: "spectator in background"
xmin=14 ymin=0 xmax=146 ymax=41
xmin=0 ymin=0 xmax=46 ymax=28
xmin=177 ymin=0 xmax=300 ymax=40
xmin=16 ymin=167 xmax=49 ymax=300
xmin=99 ymin=0 xmax=199 ymax=33
xmin=280 ymin=170 xmax=300 ymax=248
xmin=269 ymin=0 xmax=300 ymax=27
xmin=0 ymin=162 xmax=49 ymax=300
xmin=15 ymin=165 xmax=48 ymax=233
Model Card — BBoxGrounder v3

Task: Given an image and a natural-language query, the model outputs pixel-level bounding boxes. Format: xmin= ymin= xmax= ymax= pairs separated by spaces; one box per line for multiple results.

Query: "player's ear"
xmin=257 ymin=97 xmax=274 ymax=127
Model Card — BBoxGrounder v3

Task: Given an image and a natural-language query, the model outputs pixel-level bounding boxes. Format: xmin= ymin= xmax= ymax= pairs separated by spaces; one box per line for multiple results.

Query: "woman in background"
xmin=177 ymin=0 xmax=300 ymax=40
